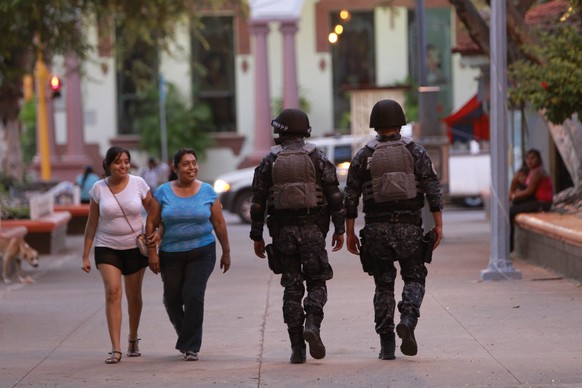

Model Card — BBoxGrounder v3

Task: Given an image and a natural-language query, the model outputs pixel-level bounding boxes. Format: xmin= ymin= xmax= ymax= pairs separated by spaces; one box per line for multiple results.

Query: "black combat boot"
xmin=396 ymin=316 xmax=417 ymax=356
xmin=288 ymin=328 xmax=306 ymax=364
xmin=378 ymin=333 xmax=395 ymax=360
xmin=303 ymin=314 xmax=326 ymax=359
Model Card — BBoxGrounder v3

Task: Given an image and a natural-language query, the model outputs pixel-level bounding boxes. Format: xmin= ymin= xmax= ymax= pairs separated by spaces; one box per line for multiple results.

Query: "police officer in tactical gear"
xmin=344 ymin=99 xmax=443 ymax=360
xmin=250 ymin=108 xmax=345 ymax=364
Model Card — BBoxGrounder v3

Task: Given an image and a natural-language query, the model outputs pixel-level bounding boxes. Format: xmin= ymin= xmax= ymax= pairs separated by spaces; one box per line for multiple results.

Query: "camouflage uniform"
xmin=251 ymin=137 xmax=344 ymax=327
xmin=250 ymin=137 xmax=345 ymax=328
xmin=344 ymin=133 xmax=442 ymax=343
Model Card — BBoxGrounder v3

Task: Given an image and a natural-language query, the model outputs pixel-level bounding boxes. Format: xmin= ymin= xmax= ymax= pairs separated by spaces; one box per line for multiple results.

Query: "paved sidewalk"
xmin=1 ymin=209 xmax=582 ymax=387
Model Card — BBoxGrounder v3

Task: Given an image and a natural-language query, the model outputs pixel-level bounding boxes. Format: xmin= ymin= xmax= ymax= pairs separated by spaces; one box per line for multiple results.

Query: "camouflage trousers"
xmin=360 ymin=222 xmax=428 ymax=334
xmin=272 ymin=224 xmax=333 ymax=329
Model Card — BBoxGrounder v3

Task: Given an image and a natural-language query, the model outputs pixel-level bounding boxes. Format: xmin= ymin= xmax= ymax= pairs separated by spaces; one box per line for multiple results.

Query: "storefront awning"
xmin=443 ymin=94 xmax=489 ymax=143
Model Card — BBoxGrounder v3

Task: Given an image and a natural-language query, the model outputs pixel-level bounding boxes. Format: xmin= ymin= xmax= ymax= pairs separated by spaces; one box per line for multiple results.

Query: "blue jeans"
xmin=159 ymin=242 xmax=216 ymax=353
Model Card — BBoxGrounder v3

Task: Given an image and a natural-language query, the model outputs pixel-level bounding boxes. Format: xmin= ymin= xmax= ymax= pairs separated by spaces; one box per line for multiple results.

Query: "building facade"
xmin=45 ymin=0 xmax=479 ymax=183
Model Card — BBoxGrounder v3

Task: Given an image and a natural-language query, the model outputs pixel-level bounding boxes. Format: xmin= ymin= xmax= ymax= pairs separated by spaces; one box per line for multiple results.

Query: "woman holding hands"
xmin=82 ymin=146 xmax=154 ymax=364
xmin=146 ymin=148 xmax=231 ymax=361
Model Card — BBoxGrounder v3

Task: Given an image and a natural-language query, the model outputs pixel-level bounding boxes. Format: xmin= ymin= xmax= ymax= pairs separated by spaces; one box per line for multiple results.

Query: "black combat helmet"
xmin=369 ymin=99 xmax=407 ymax=129
xmin=271 ymin=108 xmax=312 ymax=137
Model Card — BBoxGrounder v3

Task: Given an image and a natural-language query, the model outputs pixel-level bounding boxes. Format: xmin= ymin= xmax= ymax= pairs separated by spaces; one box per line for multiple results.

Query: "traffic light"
xmin=49 ymin=75 xmax=62 ymax=98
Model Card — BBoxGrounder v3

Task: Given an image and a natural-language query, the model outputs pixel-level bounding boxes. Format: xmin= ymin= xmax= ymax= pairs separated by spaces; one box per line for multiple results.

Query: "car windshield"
xmin=334 ymin=145 xmax=353 ymax=164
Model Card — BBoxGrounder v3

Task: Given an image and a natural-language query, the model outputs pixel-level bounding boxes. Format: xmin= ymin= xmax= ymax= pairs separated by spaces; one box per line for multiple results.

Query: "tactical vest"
xmin=362 ymin=137 xmax=419 ymax=203
xmin=269 ymin=143 xmax=323 ymax=209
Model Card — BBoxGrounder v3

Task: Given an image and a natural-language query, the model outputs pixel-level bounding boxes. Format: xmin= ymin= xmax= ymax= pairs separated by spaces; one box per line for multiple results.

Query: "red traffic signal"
xmin=49 ymin=75 xmax=62 ymax=98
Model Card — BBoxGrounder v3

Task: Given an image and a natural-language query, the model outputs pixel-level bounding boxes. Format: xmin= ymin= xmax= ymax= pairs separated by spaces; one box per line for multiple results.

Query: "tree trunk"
xmin=546 ymin=113 xmax=582 ymax=214
xmin=449 ymin=0 xmax=491 ymax=56
xmin=448 ymin=0 xmax=582 ymax=213
xmin=506 ymin=1 xmax=543 ymax=64
xmin=546 ymin=113 xmax=582 ymax=189
xmin=449 ymin=0 xmax=536 ymax=64
xmin=0 ymin=81 xmax=24 ymax=181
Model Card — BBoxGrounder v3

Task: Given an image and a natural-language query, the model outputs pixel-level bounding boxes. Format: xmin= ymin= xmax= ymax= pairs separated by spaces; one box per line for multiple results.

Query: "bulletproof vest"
xmin=362 ymin=137 xmax=419 ymax=203
xmin=269 ymin=143 xmax=323 ymax=209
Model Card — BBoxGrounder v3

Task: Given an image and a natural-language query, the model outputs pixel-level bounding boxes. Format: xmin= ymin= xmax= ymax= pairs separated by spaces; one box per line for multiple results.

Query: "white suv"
xmin=213 ymin=134 xmax=371 ymax=223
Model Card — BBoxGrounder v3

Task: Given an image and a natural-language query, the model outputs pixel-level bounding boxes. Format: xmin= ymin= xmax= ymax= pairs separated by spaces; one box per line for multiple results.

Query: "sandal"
xmin=127 ymin=338 xmax=141 ymax=357
xmin=183 ymin=351 xmax=198 ymax=361
xmin=105 ymin=350 xmax=122 ymax=364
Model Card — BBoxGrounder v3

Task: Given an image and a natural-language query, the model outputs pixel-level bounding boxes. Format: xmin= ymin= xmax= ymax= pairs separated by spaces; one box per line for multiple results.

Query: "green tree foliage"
xmin=18 ymin=99 xmax=37 ymax=165
xmin=0 ymin=1 xmax=246 ymax=180
xmin=509 ymin=25 xmax=582 ymax=124
xmin=404 ymin=76 xmax=419 ymax=122
xmin=0 ymin=1 xmax=244 ymax=82
xmin=136 ymin=82 xmax=213 ymax=161
xmin=450 ymin=0 xmax=582 ymax=126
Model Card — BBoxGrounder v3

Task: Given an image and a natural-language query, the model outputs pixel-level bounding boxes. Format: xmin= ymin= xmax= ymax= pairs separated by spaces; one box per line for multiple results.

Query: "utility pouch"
xmin=315 ymin=208 xmax=330 ymax=235
xmin=266 ymin=216 xmax=280 ymax=238
xmin=265 ymin=243 xmax=284 ymax=274
xmin=421 ymin=230 xmax=437 ymax=263
xmin=358 ymin=236 xmax=376 ymax=276
xmin=359 ymin=246 xmax=374 ymax=276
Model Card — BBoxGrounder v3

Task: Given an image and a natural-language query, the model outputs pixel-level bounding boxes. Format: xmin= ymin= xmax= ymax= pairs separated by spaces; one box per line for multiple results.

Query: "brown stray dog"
xmin=0 ymin=236 xmax=39 ymax=284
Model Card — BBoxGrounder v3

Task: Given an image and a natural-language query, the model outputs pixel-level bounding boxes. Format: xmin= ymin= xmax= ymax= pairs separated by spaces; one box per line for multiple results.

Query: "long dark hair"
xmin=81 ymin=165 xmax=94 ymax=188
xmin=102 ymin=146 xmax=131 ymax=177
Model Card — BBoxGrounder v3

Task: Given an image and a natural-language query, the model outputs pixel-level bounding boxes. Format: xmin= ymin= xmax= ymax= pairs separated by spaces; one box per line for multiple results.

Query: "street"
xmin=1 ymin=208 xmax=582 ymax=387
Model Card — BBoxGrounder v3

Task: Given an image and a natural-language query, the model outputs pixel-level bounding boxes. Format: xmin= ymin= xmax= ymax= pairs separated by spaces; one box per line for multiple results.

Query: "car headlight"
xmin=336 ymin=162 xmax=350 ymax=176
xmin=213 ymin=179 xmax=231 ymax=194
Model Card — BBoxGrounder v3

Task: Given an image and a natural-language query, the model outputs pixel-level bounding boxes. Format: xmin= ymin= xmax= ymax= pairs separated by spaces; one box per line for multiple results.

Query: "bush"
xmin=509 ymin=25 xmax=582 ymax=124
xmin=136 ymin=82 xmax=213 ymax=161
xmin=19 ymin=99 xmax=37 ymax=165
xmin=1 ymin=204 xmax=30 ymax=220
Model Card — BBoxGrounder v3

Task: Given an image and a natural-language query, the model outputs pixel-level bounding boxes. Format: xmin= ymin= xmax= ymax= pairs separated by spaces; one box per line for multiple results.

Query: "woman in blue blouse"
xmin=76 ymin=165 xmax=100 ymax=203
xmin=145 ymin=148 xmax=231 ymax=361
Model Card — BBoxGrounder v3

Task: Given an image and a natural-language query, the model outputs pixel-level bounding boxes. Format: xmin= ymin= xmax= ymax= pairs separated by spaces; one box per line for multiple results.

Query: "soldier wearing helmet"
xmin=344 ymin=99 xmax=443 ymax=360
xmin=250 ymin=108 xmax=345 ymax=364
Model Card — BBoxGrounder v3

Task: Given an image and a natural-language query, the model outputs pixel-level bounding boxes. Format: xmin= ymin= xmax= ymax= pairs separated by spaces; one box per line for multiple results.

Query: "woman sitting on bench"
xmin=509 ymin=149 xmax=554 ymax=251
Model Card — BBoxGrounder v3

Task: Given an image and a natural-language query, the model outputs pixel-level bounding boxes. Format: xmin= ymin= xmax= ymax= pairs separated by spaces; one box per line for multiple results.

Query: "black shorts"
xmin=94 ymin=246 xmax=148 ymax=275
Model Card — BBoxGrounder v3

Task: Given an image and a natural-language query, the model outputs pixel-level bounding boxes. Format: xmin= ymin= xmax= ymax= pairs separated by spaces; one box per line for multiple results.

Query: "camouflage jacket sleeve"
xmin=316 ymin=149 xmax=345 ymax=234
xmin=412 ymin=143 xmax=443 ymax=212
xmin=249 ymin=154 xmax=274 ymax=241
xmin=343 ymin=147 xmax=370 ymax=219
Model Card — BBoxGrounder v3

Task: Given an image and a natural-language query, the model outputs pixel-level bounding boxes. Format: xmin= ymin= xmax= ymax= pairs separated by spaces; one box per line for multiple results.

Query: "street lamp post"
xmin=416 ymin=0 xmax=448 ymax=230
xmin=34 ymin=52 xmax=52 ymax=181
xmin=481 ymin=1 xmax=521 ymax=280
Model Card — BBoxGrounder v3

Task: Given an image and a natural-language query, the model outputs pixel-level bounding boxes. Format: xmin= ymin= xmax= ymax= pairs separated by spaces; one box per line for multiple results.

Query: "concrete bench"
xmin=1 ymin=211 xmax=72 ymax=254
xmin=55 ymin=204 xmax=90 ymax=235
xmin=514 ymin=212 xmax=582 ymax=282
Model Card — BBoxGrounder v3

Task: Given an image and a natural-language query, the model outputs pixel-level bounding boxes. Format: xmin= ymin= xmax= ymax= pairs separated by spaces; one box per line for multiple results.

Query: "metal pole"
xmin=35 ymin=52 xmax=51 ymax=181
xmin=159 ymin=74 xmax=168 ymax=166
xmin=481 ymin=1 xmax=521 ymax=280
xmin=416 ymin=0 xmax=427 ymax=87
xmin=416 ymin=0 xmax=441 ymax=230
